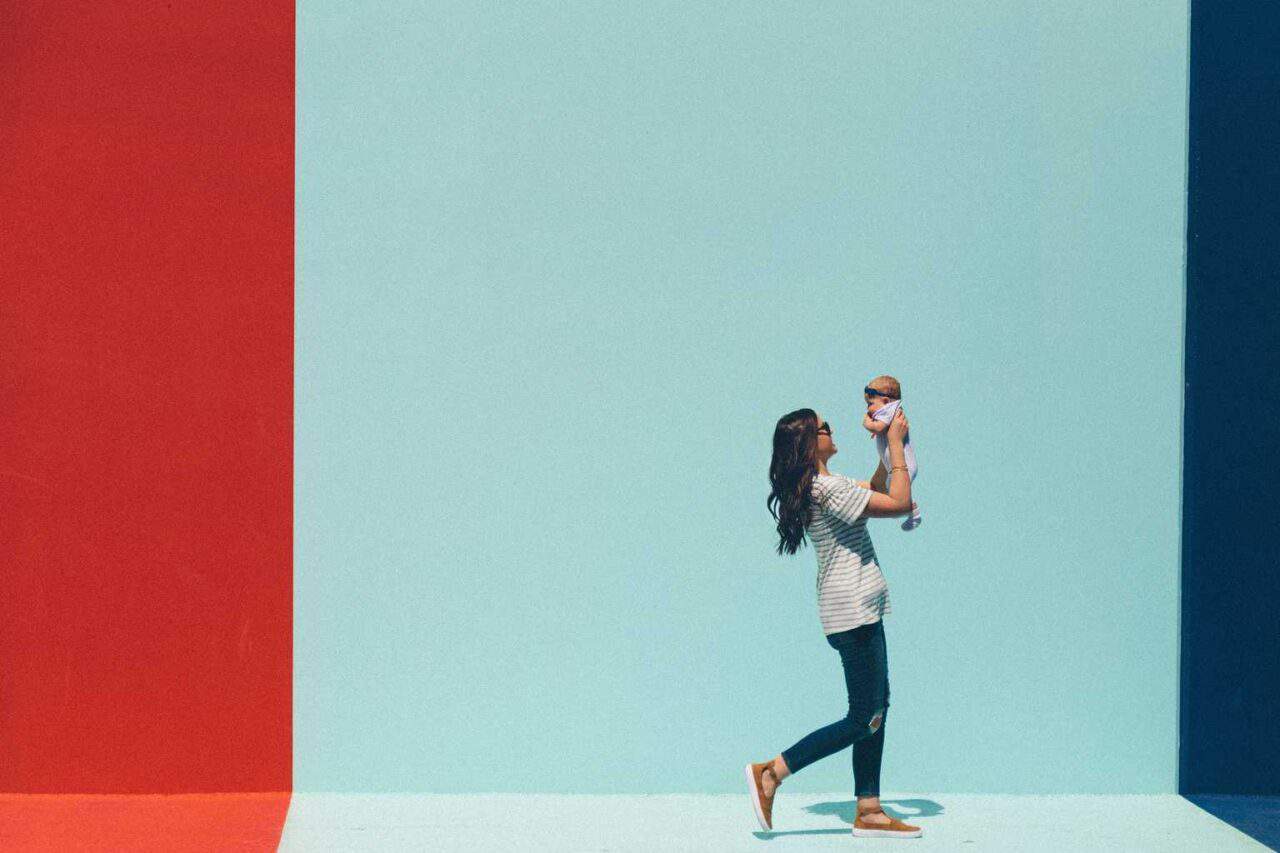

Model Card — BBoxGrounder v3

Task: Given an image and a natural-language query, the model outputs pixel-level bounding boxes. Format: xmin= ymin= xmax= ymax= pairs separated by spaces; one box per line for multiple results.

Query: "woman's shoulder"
xmin=811 ymin=473 xmax=871 ymax=518
xmin=812 ymin=473 xmax=855 ymax=500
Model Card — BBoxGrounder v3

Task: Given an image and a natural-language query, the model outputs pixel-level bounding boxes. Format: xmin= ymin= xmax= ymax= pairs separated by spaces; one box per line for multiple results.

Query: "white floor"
xmin=278 ymin=793 xmax=1269 ymax=851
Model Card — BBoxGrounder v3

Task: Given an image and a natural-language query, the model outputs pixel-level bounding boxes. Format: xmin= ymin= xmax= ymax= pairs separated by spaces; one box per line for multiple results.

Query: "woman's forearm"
xmin=887 ymin=438 xmax=911 ymax=508
xmin=869 ymin=462 xmax=888 ymax=493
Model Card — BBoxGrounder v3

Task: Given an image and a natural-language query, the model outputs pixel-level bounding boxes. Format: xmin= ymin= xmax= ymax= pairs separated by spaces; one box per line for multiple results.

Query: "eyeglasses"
xmin=817 ymin=421 xmax=832 ymax=436
xmin=863 ymin=386 xmax=899 ymax=400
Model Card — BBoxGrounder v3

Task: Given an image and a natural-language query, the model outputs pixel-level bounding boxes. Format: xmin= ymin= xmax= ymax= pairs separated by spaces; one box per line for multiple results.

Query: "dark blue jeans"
xmin=779 ymin=619 xmax=890 ymax=797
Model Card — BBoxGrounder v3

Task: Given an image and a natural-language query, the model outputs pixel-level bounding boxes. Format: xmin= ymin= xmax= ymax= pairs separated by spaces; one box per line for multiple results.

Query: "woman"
xmin=745 ymin=407 xmax=922 ymax=839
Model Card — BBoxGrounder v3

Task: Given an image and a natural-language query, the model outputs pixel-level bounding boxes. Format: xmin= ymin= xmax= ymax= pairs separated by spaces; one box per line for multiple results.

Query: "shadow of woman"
xmin=806 ymin=796 xmax=944 ymax=823
xmin=751 ymin=797 xmax=945 ymax=839
xmin=747 ymin=799 xmax=947 ymax=835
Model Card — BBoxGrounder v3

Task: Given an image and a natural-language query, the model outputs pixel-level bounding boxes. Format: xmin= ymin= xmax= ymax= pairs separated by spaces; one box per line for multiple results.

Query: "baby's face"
xmin=864 ymin=392 xmax=891 ymax=414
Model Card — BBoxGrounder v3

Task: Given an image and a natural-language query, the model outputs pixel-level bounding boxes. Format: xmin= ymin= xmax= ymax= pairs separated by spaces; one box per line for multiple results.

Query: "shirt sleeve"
xmin=817 ymin=477 xmax=872 ymax=525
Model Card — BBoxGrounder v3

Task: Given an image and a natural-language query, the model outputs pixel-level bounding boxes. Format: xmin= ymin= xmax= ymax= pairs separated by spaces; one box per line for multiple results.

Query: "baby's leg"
xmin=902 ymin=454 xmax=921 ymax=530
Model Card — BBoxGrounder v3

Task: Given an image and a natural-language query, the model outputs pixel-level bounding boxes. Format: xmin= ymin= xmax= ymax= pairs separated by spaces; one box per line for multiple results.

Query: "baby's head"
xmin=863 ymin=375 xmax=902 ymax=414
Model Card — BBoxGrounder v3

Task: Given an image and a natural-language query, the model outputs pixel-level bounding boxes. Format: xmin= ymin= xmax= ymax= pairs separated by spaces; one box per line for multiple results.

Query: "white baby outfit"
xmin=872 ymin=399 xmax=922 ymax=530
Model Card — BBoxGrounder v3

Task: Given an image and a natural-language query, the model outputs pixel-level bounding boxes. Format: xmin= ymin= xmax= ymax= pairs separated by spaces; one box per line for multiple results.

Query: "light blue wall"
xmin=296 ymin=1 xmax=1188 ymax=793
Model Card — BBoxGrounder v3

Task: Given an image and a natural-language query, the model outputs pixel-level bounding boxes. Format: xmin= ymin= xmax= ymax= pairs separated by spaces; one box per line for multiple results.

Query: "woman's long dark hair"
xmin=767 ymin=408 xmax=820 ymax=555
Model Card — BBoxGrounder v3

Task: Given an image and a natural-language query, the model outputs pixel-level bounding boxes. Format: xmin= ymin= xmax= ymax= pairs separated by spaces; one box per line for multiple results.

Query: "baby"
xmin=860 ymin=375 xmax=922 ymax=531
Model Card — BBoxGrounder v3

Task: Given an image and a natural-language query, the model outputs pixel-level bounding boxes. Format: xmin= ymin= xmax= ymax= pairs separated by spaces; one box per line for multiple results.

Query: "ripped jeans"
xmin=779 ymin=619 xmax=890 ymax=798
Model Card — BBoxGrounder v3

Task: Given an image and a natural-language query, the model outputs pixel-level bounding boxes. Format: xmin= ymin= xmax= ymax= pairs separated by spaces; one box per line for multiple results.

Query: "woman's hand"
xmin=887 ymin=409 xmax=909 ymax=443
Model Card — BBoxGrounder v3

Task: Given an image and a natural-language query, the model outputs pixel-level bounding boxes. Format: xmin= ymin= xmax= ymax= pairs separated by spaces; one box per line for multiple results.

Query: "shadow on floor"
xmin=807 ymin=797 xmax=945 ymax=823
xmin=1184 ymin=795 xmax=1280 ymax=851
xmin=752 ymin=797 xmax=944 ymax=840
xmin=752 ymin=827 xmax=850 ymax=839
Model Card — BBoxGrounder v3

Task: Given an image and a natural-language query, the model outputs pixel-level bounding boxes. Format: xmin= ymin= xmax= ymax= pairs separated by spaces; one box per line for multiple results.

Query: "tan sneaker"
xmin=744 ymin=761 xmax=776 ymax=830
xmin=852 ymin=803 xmax=923 ymax=838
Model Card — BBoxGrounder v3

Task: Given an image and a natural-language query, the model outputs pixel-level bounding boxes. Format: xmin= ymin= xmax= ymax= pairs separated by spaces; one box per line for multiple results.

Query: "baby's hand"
xmin=862 ymin=413 xmax=888 ymax=434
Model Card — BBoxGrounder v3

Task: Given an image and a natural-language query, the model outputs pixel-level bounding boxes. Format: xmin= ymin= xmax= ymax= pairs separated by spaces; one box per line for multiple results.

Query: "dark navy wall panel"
xmin=1181 ymin=0 xmax=1280 ymax=795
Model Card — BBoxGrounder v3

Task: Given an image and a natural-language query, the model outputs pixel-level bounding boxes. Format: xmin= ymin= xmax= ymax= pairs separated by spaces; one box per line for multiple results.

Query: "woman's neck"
xmin=817 ymin=459 xmax=832 ymax=476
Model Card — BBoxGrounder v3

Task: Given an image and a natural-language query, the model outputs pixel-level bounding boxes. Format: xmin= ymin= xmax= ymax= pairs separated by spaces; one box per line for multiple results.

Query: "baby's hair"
xmin=866 ymin=375 xmax=902 ymax=399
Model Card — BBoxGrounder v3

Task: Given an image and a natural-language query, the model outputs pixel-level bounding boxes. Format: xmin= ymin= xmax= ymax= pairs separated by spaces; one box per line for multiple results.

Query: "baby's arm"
xmin=863 ymin=413 xmax=889 ymax=434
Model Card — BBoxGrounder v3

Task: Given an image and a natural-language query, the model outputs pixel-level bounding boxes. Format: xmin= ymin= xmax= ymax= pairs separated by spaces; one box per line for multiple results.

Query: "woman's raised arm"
xmin=862 ymin=410 xmax=912 ymax=518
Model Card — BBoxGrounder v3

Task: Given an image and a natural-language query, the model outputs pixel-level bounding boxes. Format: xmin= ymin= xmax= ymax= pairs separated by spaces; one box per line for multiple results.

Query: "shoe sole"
xmin=852 ymin=826 xmax=923 ymax=838
xmin=743 ymin=764 xmax=770 ymax=831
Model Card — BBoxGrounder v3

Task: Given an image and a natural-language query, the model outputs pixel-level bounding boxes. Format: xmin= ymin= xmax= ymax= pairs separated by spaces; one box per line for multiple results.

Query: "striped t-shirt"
xmin=807 ymin=473 xmax=891 ymax=635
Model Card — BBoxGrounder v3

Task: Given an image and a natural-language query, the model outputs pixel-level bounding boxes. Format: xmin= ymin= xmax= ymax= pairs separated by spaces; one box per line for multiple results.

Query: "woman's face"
xmin=815 ymin=411 xmax=837 ymax=459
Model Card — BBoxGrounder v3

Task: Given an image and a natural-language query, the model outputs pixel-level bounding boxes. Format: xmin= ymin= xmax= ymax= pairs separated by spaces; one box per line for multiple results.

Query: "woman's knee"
xmin=846 ymin=705 xmax=886 ymax=736
xmin=868 ymin=708 xmax=884 ymax=733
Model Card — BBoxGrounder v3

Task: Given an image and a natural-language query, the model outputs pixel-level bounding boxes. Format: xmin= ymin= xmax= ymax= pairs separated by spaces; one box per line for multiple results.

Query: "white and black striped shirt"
xmin=808 ymin=474 xmax=891 ymax=635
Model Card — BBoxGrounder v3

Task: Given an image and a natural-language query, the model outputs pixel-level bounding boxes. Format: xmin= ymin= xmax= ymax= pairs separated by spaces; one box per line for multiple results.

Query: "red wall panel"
xmin=0 ymin=1 xmax=293 ymax=792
